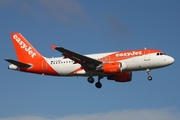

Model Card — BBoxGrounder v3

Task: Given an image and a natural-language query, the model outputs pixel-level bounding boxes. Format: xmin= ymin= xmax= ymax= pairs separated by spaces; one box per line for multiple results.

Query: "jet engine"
xmin=101 ymin=62 xmax=127 ymax=73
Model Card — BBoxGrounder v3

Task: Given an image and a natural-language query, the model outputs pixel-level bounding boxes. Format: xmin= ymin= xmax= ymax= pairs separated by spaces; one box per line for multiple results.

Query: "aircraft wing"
xmin=5 ymin=59 xmax=32 ymax=68
xmin=52 ymin=46 xmax=102 ymax=66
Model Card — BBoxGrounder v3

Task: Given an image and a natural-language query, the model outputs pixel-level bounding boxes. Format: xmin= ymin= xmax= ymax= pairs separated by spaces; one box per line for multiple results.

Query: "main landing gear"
xmin=87 ymin=76 xmax=94 ymax=83
xmin=146 ymin=69 xmax=152 ymax=81
xmin=87 ymin=76 xmax=103 ymax=89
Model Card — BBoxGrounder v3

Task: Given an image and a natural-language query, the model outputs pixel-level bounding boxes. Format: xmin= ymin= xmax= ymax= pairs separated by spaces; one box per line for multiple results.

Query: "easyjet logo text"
xmin=13 ymin=34 xmax=36 ymax=58
xmin=116 ymin=51 xmax=142 ymax=57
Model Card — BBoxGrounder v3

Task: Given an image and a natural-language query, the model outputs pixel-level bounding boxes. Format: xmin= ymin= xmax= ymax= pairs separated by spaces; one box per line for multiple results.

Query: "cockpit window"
xmin=157 ymin=52 xmax=166 ymax=56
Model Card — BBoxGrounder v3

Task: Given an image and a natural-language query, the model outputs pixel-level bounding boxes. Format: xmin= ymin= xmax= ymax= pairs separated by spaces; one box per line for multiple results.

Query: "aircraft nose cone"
xmin=168 ymin=56 xmax=175 ymax=65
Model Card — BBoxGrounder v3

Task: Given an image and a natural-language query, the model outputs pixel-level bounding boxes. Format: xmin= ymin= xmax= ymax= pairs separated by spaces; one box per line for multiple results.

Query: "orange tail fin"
xmin=10 ymin=32 xmax=43 ymax=63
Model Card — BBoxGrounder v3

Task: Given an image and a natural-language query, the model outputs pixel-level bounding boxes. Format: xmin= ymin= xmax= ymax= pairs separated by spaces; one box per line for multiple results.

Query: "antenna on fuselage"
xmin=144 ymin=47 xmax=147 ymax=50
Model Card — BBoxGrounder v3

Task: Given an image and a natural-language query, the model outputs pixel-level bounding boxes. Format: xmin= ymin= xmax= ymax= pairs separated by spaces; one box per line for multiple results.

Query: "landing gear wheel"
xmin=95 ymin=82 xmax=102 ymax=89
xmin=148 ymin=76 xmax=152 ymax=81
xmin=87 ymin=76 xmax=94 ymax=83
xmin=146 ymin=69 xmax=153 ymax=81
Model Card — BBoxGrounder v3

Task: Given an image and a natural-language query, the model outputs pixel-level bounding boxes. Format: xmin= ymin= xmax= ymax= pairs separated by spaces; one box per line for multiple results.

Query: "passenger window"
xmin=157 ymin=53 xmax=159 ymax=55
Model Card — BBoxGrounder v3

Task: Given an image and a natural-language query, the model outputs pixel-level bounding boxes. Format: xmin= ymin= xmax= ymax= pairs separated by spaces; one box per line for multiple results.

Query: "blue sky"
xmin=0 ymin=0 xmax=180 ymax=120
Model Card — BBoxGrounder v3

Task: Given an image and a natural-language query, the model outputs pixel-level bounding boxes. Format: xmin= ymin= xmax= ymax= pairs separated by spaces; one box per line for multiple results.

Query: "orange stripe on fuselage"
xmin=68 ymin=49 xmax=161 ymax=76
xmin=99 ymin=49 xmax=161 ymax=62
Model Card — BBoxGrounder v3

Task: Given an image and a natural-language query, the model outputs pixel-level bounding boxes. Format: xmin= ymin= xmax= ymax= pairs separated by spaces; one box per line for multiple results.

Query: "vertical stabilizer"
xmin=10 ymin=32 xmax=43 ymax=63
xmin=9 ymin=32 xmax=59 ymax=75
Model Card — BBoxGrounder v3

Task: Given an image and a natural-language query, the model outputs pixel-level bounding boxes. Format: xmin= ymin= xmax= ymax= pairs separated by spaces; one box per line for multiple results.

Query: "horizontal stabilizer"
xmin=4 ymin=59 xmax=31 ymax=68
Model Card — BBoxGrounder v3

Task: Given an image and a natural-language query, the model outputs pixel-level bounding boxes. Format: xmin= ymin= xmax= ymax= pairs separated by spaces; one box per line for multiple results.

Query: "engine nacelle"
xmin=107 ymin=72 xmax=132 ymax=82
xmin=102 ymin=62 xmax=127 ymax=73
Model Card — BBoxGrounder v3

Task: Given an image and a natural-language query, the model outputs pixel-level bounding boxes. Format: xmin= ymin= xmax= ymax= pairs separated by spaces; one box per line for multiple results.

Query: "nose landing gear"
xmin=148 ymin=76 xmax=152 ymax=80
xmin=146 ymin=69 xmax=152 ymax=81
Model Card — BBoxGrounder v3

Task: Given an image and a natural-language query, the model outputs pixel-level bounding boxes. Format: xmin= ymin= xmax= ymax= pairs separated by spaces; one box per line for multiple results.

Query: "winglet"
xmin=51 ymin=44 xmax=56 ymax=50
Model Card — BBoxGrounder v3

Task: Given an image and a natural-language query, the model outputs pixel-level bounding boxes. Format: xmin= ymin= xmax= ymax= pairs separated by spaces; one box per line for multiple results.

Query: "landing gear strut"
xmin=95 ymin=76 xmax=103 ymax=89
xmin=146 ymin=69 xmax=152 ymax=81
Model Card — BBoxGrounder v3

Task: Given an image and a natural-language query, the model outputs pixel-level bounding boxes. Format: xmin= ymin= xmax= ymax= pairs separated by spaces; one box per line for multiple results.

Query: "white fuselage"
xmin=43 ymin=51 xmax=174 ymax=76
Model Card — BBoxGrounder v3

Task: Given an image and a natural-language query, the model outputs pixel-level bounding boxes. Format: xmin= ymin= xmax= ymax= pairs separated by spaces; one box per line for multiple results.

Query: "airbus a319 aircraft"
xmin=5 ymin=32 xmax=174 ymax=89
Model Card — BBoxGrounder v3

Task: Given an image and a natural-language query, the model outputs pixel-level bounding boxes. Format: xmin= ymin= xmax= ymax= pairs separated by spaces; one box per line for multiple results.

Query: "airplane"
xmin=5 ymin=32 xmax=174 ymax=89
